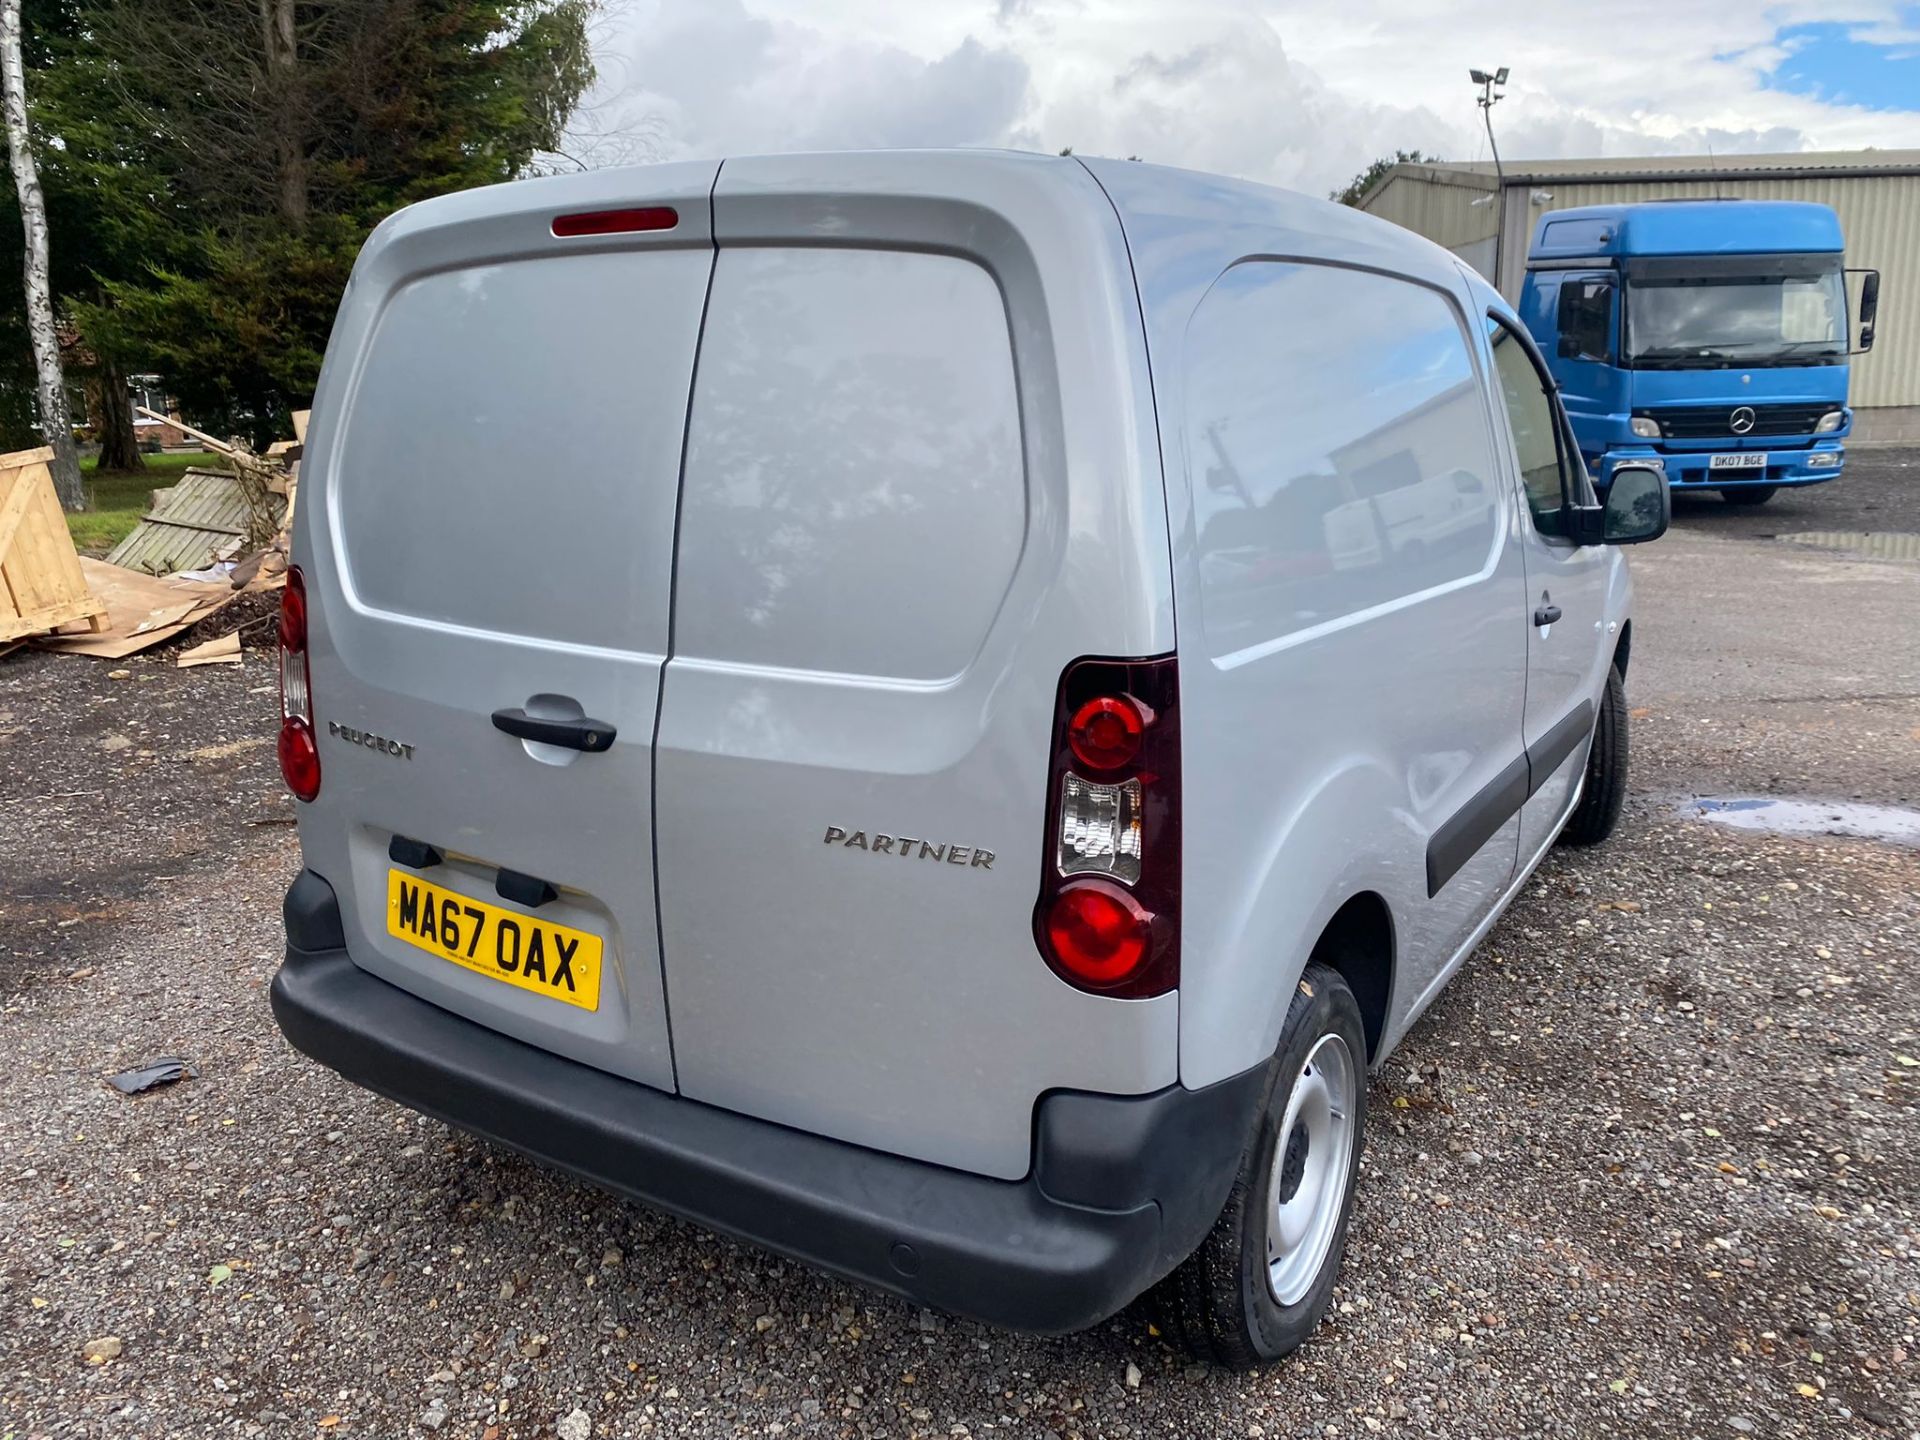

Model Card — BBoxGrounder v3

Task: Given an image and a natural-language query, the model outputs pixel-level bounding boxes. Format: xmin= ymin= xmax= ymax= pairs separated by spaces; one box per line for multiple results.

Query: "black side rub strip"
xmin=1426 ymin=754 xmax=1528 ymax=899
xmin=1425 ymin=697 xmax=1597 ymax=897
xmin=1526 ymin=699 xmax=1594 ymax=798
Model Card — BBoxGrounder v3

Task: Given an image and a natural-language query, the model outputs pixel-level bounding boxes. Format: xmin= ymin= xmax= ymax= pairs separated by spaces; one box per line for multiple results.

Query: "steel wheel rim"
xmin=1265 ymin=1030 xmax=1357 ymax=1307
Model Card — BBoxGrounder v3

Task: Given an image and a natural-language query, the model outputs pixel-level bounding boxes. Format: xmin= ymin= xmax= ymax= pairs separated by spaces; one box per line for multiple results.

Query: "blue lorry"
xmin=1519 ymin=199 xmax=1878 ymax=506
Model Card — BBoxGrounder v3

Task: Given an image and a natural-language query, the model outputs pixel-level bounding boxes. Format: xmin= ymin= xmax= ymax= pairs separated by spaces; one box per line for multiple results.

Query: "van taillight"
xmin=1035 ymin=656 xmax=1178 ymax=997
xmin=551 ymin=206 xmax=678 ymax=238
xmin=278 ymin=565 xmax=319 ymax=802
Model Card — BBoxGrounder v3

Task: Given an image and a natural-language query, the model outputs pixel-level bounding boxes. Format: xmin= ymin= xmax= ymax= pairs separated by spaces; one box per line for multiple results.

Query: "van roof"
xmin=366 ymin=147 xmax=1462 ymax=303
xmin=1526 ymin=199 xmax=1845 ymax=267
xmin=349 ymin=150 xmax=1470 ymax=479
xmin=1067 ymin=152 xmax=1472 ymax=371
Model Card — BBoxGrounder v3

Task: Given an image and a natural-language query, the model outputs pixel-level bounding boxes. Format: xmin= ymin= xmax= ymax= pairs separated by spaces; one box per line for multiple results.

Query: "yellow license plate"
xmin=386 ymin=870 xmax=603 ymax=1011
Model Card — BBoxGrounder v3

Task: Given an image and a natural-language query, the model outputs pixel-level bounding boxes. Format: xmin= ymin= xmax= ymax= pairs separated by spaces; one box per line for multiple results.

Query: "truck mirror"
xmin=1848 ymin=269 xmax=1879 ymax=353
xmin=1601 ymin=463 xmax=1669 ymax=546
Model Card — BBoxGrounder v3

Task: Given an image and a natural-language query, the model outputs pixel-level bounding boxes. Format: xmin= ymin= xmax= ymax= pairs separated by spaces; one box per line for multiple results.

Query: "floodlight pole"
xmin=1475 ymin=69 xmax=1507 ymax=186
xmin=1471 ymin=67 xmax=1510 ymax=290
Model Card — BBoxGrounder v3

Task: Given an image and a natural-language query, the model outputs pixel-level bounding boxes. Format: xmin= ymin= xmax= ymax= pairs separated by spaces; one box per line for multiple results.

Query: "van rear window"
xmin=671 ymin=248 xmax=1025 ymax=682
xmin=333 ymin=246 xmax=713 ymax=654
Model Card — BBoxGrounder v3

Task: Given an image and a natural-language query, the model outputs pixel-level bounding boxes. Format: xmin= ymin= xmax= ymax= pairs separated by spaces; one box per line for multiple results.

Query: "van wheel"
xmin=1720 ymin=486 xmax=1776 ymax=506
xmin=1559 ymin=665 xmax=1627 ymax=847
xmin=1158 ymin=963 xmax=1366 ymax=1368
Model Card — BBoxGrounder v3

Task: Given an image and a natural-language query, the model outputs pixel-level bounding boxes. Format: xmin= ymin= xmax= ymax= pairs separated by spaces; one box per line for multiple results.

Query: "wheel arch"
xmin=1307 ymin=892 xmax=1396 ymax=1064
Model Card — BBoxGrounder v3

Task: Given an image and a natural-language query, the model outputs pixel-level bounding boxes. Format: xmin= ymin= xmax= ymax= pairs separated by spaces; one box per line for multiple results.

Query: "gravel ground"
xmin=3 ymin=454 xmax=1917 ymax=1439
xmin=1665 ymin=444 xmax=1917 ymax=541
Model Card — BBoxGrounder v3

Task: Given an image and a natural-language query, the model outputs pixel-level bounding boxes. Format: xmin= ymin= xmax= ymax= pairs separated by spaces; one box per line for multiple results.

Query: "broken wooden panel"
xmin=1 ymin=446 xmax=109 ymax=641
xmin=103 ymin=467 xmax=288 ymax=576
xmin=36 ymin=557 xmax=233 ymax=658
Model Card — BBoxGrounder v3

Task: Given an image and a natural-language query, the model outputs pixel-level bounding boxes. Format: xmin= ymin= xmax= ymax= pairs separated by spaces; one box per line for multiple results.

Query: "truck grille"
xmin=1651 ymin=404 xmax=1831 ymax=439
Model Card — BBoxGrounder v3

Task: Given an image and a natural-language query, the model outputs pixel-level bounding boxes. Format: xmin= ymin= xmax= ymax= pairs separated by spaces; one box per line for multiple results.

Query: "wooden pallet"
xmin=0 ymin=446 xmax=109 ymax=642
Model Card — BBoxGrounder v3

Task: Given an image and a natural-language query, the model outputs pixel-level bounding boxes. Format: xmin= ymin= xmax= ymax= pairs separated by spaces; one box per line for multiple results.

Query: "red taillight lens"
xmin=1046 ymin=880 xmax=1152 ymax=987
xmin=1035 ymin=655 xmax=1179 ymax=999
xmin=551 ymin=206 xmax=678 ymax=238
xmin=1067 ymin=695 xmax=1146 ymax=771
xmin=278 ymin=565 xmax=318 ymax=802
xmin=278 ymin=716 xmax=321 ymax=802
xmin=278 ymin=570 xmax=306 ymax=650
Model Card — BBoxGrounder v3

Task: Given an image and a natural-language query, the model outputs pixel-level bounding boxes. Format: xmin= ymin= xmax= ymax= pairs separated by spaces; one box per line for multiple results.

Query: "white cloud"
xmin=586 ymin=0 xmax=1028 ymax=162
xmin=579 ymin=0 xmax=1920 ymax=196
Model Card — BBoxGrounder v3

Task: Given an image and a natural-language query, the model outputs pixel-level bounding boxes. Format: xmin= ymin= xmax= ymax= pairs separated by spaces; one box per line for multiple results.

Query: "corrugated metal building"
xmin=1360 ymin=151 xmax=1920 ymax=440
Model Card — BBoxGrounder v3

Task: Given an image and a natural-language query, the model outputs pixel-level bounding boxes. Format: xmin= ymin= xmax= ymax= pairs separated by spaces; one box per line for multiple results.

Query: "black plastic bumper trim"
xmin=284 ymin=867 xmax=345 ymax=951
xmin=271 ymin=871 xmax=1259 ymax=1333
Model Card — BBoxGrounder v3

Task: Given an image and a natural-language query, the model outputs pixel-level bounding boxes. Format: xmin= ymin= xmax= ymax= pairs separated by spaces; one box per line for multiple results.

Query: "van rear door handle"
xmin=490 ymin=708 xmax=617 ymax=753
xmin=1533 ymin=603 xmax=1563 ymax=626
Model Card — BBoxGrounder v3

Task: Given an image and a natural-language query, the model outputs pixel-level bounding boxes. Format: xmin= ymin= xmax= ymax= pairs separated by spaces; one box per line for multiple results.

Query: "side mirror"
xmin=1601 ymin=463 xmax=1669 ymax=545
xmin=1848 ymin=268 xmax=1879 ymax=353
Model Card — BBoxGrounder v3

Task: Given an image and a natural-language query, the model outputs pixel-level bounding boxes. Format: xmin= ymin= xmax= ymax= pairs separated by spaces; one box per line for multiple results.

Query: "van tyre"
xmin=1559 ymin=665 xmax=1628 ymax=847
xmin=1157 ymin=963 xmax=1366 ymax=1368
xmin=1720 ymin=486 xmax=1776 ymax=506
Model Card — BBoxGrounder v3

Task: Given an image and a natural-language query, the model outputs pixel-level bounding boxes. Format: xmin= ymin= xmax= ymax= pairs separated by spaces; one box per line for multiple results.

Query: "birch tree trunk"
xmin=1 ymin=0 xmax=83 ymax=510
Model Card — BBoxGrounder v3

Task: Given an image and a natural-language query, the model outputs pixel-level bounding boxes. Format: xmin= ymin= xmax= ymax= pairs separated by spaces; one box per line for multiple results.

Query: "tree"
xmin=1331 ymin=149 xmax=1436 ymax=208
xmin=1 ymin=0 xmax=80 ymax=506
xmin=0 ymin=0 xmax=158 ymax=471
xmin=6 ymin=0 xmax=599 ymax=451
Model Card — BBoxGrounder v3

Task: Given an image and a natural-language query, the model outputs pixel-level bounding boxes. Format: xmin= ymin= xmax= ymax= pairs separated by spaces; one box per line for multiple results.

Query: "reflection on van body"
xmin=1188 ymin=263 xmax=1502 ymax=654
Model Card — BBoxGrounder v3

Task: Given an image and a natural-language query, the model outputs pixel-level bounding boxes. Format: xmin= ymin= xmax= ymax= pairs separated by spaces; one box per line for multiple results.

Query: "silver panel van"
xmin=270 ymin=150 xmax=1667 ymax=1365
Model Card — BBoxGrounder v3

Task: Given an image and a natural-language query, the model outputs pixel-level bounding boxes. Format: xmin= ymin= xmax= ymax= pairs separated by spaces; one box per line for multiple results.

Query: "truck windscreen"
xmin=1623 ymin=254 xmax=1845 ymax=368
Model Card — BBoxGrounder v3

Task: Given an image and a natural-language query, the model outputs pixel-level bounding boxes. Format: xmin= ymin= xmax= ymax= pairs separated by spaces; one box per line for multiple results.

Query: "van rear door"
xmin=651 ymin=154 xmax=1180 ymax=1183
xmin=292 ymin=163 xmax=719 ymax=1093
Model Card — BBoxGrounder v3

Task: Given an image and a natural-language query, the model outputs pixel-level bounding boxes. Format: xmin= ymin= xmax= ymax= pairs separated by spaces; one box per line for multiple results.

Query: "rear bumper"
xmin=271 ymin=870 xmax=1261 ymax=1334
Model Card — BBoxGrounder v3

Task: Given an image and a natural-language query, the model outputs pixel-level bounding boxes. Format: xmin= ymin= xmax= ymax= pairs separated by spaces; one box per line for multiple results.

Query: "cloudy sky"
xmin=571 ymin=0 xmax=1920 ymax=195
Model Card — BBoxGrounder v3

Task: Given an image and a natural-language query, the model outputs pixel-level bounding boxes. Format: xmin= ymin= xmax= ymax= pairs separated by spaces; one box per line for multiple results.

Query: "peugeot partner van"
xmin=270 ymin=150 xmax=1668 ymax=1366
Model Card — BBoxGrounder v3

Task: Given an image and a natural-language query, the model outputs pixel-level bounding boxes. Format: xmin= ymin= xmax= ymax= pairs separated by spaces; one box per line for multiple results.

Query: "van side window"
xmin=1556 ymin=278 xmax=1613 ymax=362
xmin=1182 ymin=262 xmax=1503 ymax=660
xmin=1487 ymin=317 xmax=1572 ymax=539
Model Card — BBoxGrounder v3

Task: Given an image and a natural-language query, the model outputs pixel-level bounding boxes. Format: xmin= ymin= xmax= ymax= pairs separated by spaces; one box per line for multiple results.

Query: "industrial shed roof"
xmin=1383 ymin=149 xmax=1920 ymax=194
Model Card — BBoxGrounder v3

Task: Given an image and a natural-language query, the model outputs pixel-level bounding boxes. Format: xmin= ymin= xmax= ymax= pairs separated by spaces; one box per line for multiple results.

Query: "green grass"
xmin=67 ymin=452 xmax=226 ymax=555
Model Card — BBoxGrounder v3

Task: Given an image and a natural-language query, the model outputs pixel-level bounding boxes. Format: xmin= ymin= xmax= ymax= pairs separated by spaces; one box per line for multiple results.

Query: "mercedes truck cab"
xmin=1520 ymin=199 xmax=1879 ymax=507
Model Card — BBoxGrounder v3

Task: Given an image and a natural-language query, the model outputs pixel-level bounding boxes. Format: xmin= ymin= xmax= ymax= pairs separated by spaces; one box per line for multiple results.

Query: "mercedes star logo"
xmin=1729 ymin=406 xmax=1757 ymax=435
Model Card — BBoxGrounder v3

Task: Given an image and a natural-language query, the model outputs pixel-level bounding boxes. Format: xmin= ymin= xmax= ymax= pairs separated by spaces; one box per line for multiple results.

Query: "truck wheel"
xmin=1720 ymin=487 xmax=1776 ymax=506
xmin=1559 ymin=665 xmax=1627 ymax=847
xmin=1158 ymin=963 xmax=1367 ymax=1368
